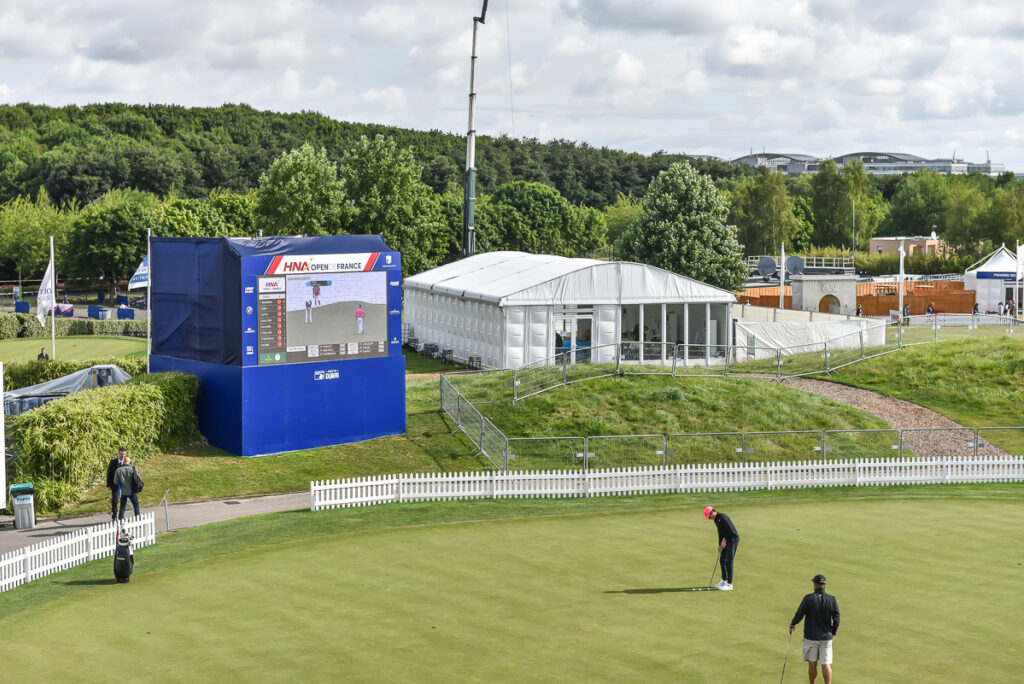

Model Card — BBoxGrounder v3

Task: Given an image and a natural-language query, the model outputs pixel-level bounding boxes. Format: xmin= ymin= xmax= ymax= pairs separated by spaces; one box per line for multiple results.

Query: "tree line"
xmin=1 ymin=102 xmax=1019 ymax=293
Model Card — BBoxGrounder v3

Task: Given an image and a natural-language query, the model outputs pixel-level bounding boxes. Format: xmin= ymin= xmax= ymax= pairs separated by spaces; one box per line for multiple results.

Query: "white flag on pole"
xmin=1017 ymin=241 xmax=1023 ymax=279
xmin=128 ymin=255 xmax=149 ymax=290
xmin=36 ymin=257 xmax=55 ymax=326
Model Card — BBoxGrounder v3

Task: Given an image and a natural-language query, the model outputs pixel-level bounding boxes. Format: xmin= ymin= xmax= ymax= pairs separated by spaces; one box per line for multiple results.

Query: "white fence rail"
xmin=310 ymin=456 xmax=1024 ymax=510
xmin=0 ymin=513 xmax=156 ymax=593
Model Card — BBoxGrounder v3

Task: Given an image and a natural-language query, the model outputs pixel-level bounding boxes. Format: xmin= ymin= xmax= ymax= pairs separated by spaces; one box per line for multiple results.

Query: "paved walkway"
xmin=0 ymin=491 xmax=308 ymax=555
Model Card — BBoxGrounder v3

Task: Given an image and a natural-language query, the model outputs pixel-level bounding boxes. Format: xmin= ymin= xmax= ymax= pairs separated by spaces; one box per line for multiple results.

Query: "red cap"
xmin=703 ymin=506 xmax=714 ymax=519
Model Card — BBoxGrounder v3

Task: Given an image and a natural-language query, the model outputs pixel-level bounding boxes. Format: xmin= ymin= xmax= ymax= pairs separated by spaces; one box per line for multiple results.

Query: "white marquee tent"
xmin=403 ymin=252 xmax=736 ymax=369
xmin=964 ymin=245 xmax=1021 ymax=314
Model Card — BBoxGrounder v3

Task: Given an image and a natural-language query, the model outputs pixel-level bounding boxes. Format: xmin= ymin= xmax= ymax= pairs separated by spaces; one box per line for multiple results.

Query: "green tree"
xmin=618 ymin=161 xmax=747 ymax=291
xmin=882 ymin=169 xmax=948 ymax=236
xmin=985 ymin=182 xmax=1024 ymax=246
xmin=602 ymin=193 xmax=642 ymax=248
xmin=728 ymin=170 xmax=799 ymax=255
xmin=488 ymin=181 xmax=573 ymax=254
xmin=790 ymin=196 xmax=814 ymax=252
xmin=810 ymin=159 xmax=845 ymax=247
xmin=255 ymin=143 xmax=344 ymax=236
xmin=0 ymin=190 xmax=74 ymax=282
xmin=66 ymin=189 xmax=159 ymax=293
xmin=337 ymin=135 xmax=447 ymax=276
xmin=565 ymin=205 xmax=607 ymax=258
xmin=941 ymin=180 xmax=987 ymax=250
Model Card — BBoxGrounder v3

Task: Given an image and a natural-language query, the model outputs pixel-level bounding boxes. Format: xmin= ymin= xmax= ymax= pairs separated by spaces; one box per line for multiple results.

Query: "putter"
xmin=780 ymin=630 xmax=793 ymax=683
xmin=692 ymin=551 xmax=721 ymax=591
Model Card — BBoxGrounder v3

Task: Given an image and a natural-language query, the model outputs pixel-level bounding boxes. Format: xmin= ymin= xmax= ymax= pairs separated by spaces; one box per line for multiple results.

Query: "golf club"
xmin=688 ymin=551 xmax=721 ymax=591
xmin=779 ymin=630 xmax=793 ymax=683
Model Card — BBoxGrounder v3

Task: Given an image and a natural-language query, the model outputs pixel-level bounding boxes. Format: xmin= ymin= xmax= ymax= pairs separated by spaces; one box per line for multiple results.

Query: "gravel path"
xmin=771 ymin=377 xmax=1006 ymax=459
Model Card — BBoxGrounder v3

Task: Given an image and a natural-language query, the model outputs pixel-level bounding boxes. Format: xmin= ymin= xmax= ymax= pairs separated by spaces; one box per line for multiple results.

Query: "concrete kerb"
xmin=0 ymin=491 xmax=309 ymax=556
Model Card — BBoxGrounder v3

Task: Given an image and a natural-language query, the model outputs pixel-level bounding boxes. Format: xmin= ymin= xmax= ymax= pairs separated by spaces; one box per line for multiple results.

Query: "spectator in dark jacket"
xmin=114 ymin=456 xmax=142 ymax=520
xmin=106 ymin=449 xmax=127 ymax=521
xmin=790 ymin=574 xmax=841 ymax=684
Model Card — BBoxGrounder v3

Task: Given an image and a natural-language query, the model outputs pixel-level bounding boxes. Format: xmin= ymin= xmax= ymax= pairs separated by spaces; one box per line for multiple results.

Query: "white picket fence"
xmin=0 ymin=513 xmax=156 ymax=593
xmin=310 ymin=456 xmax=1024 ymax=510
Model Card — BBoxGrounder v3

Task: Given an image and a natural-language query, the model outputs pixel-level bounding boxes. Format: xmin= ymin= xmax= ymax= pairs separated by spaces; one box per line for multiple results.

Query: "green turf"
xmin=404 ymin=348 xmax=463 ymax=373
xmin=2 ymin=486 xmax=1021 ymax=682
xmin=0 ymin=335 xmax=146 ymax=363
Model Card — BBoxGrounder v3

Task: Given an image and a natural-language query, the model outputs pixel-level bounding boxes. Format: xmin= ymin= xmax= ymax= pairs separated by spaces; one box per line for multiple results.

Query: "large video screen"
xmin=256 ymin=271 xmax=388 ymax=365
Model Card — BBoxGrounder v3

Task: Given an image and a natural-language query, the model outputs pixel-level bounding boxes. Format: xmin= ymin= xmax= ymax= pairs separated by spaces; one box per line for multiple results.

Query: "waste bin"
xmin=10 ymin=483 xmax=35 ymax=530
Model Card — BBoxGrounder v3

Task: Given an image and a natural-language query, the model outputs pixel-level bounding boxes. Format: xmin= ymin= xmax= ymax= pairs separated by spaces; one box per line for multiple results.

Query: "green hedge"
xmin=9 ymin=313 xmax=146 ymax=338
xmin=2 ymin=355 xmax=148 ymax=391
xmin=7 ymin=372 xmax=200 ymax=511
xmin=0 ymin=314 xmax=20 ymax=339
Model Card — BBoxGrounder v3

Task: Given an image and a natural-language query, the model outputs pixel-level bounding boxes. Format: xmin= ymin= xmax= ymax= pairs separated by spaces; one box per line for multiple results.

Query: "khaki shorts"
xmin=802 ymin=638 xmax=833 ymax=664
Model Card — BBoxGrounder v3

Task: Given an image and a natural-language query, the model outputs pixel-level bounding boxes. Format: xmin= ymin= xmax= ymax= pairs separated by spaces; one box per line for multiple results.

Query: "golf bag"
xmin=113 ymin=528 xmax=134 ymax=583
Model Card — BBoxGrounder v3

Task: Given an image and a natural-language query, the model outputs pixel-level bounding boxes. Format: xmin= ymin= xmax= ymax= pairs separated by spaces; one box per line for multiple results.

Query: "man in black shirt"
xmin=106 ymin=449 xmax=127 ymax=522
xmin=703 ymin=506 xmax=739 ymax=590
xmin=37 ymin=347 xmax=49 ymax=361
xmin=790 ymin=574 xmax=841 ymax=684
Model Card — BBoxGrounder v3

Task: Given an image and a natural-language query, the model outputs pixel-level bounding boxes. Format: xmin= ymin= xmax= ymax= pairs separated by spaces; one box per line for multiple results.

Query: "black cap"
xmin=813 ymin=574 xmax=827 ymax=584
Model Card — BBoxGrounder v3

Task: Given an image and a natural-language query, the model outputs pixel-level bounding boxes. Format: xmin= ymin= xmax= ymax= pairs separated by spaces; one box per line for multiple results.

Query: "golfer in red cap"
xmin=704 ymin=506 xmax=739 ymax=590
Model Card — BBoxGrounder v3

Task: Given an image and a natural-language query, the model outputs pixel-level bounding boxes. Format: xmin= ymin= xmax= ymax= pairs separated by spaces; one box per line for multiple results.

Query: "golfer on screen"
xmin=790 ymin=574 xmax=840 ymax=684
xmin=312 ymin=284 xmax=321 ymax=307
xmin=703 ymin=506 xmax=739 ymax=590
xmin=355 ymin=303 xmax=365 ymax=335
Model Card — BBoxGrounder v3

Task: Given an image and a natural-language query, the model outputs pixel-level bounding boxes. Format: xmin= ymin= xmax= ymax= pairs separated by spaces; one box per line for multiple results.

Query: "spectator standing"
xmin=37 ymin=347 xmax=49 ymax=361
xmin=926 ymin=301 xmax=935 ymax=315
xmin=790 ymin=574 xmax=841 ymax=684
xmin=855 ymin=304 xmax=862 ymax=317
xmin=106 ymin=448 xmax=127 ymax=522
xmin=114 ymin=456 xmax=143 ymax=520
xmin=972 ymin=302 xmax=980 ymax=315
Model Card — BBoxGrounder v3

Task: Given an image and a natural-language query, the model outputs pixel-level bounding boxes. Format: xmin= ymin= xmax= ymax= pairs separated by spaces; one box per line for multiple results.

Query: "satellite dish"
xmin=786 ymin=255 xmax=805 ymax=275
xmin=756 ymin=256 xmax=777 ymax=280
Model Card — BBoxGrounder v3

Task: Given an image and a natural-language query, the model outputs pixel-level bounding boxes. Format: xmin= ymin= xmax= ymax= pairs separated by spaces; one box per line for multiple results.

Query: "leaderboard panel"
xmin=241 ymin=250 xmax=402 ymax=368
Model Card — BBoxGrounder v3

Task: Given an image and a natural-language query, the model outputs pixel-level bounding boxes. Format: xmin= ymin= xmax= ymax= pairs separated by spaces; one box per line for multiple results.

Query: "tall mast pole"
xmin=462 ymin=0 xmax=488 ymax=258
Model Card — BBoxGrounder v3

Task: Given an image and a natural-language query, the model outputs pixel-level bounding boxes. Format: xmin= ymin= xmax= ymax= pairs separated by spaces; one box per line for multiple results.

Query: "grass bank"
xmin=827 ymin=336 xmax=1024 ymax=436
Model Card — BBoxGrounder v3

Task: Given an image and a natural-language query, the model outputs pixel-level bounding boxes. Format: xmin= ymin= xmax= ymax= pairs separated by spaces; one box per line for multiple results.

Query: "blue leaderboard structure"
xmin=149 ymin=235 xmax=405 ymax=456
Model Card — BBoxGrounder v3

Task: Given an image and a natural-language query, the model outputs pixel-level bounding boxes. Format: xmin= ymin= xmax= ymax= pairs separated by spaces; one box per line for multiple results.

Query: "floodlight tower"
xmin=462 ymin=0 xmax=488 ymax=258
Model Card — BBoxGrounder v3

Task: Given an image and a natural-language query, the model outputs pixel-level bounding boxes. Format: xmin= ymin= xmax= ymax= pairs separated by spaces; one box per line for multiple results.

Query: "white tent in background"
xmin=403 ymin=251 xmax=736 ymax=369
xmin=964 ymin=245 xmax=1019 ymax=314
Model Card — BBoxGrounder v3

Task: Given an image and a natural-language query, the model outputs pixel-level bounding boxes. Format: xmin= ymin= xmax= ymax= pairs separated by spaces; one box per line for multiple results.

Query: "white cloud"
xmin=362 ymin=85 xmax=407 ymax=110
xmin=611 ymin=51 xmax=645 ymax=86
xmin=357 ymin=6 xmax=418 ymax=40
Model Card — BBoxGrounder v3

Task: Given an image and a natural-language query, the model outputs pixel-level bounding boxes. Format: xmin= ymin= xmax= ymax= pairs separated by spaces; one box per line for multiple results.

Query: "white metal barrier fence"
xmin=310 ymin=456 xmax=1024 ymax=510
xmin=0 ymin=513 xmax=156 ymax=593
xmin=506 ymin=314 xmax=1024 ymax=401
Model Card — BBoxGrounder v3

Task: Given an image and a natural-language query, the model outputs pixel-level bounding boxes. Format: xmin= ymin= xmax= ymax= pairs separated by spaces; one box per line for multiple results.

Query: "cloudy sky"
xmin=3 ymin=0 xmax=1024 ymax=170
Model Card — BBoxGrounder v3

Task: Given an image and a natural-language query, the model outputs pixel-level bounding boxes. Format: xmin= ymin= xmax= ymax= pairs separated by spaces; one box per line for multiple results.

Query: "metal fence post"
xmin=824 ymin=341 xmax=830 ymax=373
xmin=583 ymin=436 xmax=590 ymax=471
xmin=615 ymin=343 xmax=621 ymax=376
xmin=563 ymin=358 xmax=568 ymax=387
xmin=724 ymin=344 xmax=731 ymax=376
xmin=741 ymin=433 xmax=748 ymax=463
xmin=776 ymin=348 xmax=782 ymax=381
xmin=512 ymin=367 xmax=518 ymax=402
xmin=898 ymin=430 xmax=904 ymax=459
xmin=820 ymin=431 xmax=826 ymax=460
xmin=973 ymin=428 xmax=979 ymax=460
xmin=859 ymin=330 xmax=865 ymax=359
xmin=457 ymin=393 xmax=463 ymax=429
xmin=662 ymin=435 xmax=668 ymax=467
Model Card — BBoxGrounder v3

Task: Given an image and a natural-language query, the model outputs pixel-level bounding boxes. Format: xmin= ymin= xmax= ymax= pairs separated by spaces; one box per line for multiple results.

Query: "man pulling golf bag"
xmin=113 ymin=528 xmax=134 ymax=583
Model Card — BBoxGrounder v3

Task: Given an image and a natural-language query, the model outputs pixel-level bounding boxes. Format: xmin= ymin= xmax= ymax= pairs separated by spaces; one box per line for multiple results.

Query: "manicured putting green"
xmin=0 ymin=335 xmax=145 ymax=363
xmin=2 ymin=496 xmax=1021 ymax=682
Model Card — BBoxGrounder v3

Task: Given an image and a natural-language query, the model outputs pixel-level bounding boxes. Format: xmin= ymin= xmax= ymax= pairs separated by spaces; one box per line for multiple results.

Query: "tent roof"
xmin=404 ymin=251 xmax=736 ymax=306
xmin=965 ymin=245 xmax=1017 ymax=274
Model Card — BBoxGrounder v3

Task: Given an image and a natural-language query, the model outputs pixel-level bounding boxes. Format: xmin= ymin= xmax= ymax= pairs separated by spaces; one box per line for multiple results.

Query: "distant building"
xmin=869 ymin=235 xmax=948 ymax=257
xmin=732 ymin=151 xmax=1006 ymax=177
